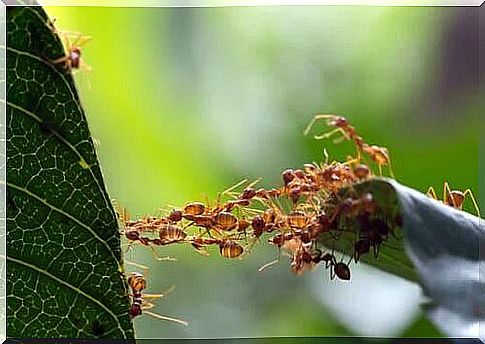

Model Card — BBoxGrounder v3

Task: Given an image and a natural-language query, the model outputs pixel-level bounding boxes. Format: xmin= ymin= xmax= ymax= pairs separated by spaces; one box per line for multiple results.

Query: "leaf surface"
xmin=322 ymin=178 xmax=484 ymax=337
xmin=4 ymin=6 xmax=134 ymax=339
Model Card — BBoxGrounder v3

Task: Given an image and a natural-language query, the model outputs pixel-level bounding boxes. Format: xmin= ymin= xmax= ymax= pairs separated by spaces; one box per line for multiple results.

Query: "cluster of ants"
xmin=44 ymin=23 xmax=479 ymax=326
xmin=116 ymin=114 xmax=402 ymax=325
xmin=116 ymin=114 xmax=479 ymax=325
xmin=118 ymin=115 xmax=395 ymax=274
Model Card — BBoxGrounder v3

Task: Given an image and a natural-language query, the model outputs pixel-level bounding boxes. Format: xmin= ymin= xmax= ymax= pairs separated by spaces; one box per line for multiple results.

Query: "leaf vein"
xmin=3 ymin=181 xmax=122 ymax=269
xmin=5 ymin=255 xmax=128 ymax=339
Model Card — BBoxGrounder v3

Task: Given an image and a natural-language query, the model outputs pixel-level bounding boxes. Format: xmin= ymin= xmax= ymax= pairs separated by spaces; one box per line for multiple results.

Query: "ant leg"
xmin=443 ymin=182 xmax=456 ymax=207
xmin=49 ymin=55 xmax=69 ymax=67
xmin=149 ymin=246 xmax=177 ymax=262
xmin=143 ymin=285 xmax=176 ymax=300
xmin=258 ymin=249 xmax=281 ymax=272
xmin=314 ymin=127 xmax=347 ymax=141
xmin=218 ymin=179 xmax=248 ymax=203
xmin=143 ymin=310 xmax=188 ymax=326
xmin=64 ymin=32 xmax=92 ymax=49
xmin=182 ymin=221 xmax=196 ymax=231
xmin=47 ymin=17 xmax=57 ymax=33
xmin=341 ymin=254 xmax=353 ymax=266
xmin=246 ymin=178 xmax=262 ymax=190
xmin=330 ymin=264 xmax=336 ymax=280
xmin=121 ymin=241 xmax=136 ymax=254
xmin=258 ymin=260 xmax=280 ymax=273
xmin=331 ymin=128 xmax=353 ymax=144
xmin=125 ymin=261 xmax=150 ymax=278
xmin=462 ymin=189 xmax=481 ymax=218
xmin=426 ymin=186 xmax=438 ymax=200
xmin=387 ymin=160 xmax=396 ymax=179
xmin=343 ymin=156 xmax=360 ymax=166
xmin=373 ymin=241 xmax=381 ymax=258
xmin=78 ymin=61 xmax=93 ymax=90
xmin=47 ymin=32 xmax=74 ymax=67
xmin=323 ymin=148 xmax=330 ymax=165
xmin=244 ymin=235 xmax=261 ymax=257
xmin=303 ymin=113 xmax=338 ymax=136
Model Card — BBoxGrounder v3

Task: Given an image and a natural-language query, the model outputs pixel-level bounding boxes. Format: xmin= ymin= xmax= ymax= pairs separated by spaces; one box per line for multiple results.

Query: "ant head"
xmin=303 ymin=164 xmax=316 ymax=174
xmin=168 ymin=209 xmax=183 ymax=222
xmin=300 ymin=229 xmax=312 ymax=244
xmin=251 ymin=215 xmax=265 ymax=237
xmin=331 ymin=116 xmax=348 ymax=127
xmin=241 ymin=187 xmax=256 ymax=200
xmin=268 ymin=234 xmax=284 ymax=247
xmin=294 ymin=169 xmax=306 ymax=179
xmin=282 ymin=169 xmax=296 ymax=186
xmin=125 ymin=230 xmax=140 ymax=241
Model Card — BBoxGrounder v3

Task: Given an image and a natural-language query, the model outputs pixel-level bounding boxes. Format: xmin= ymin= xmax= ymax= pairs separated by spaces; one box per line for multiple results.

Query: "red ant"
xmin=427 ymin=182 xmax=480 ymax=217
xmin=304 ymin=114 xmax=394 ymax=177
xmin=126 ymin=263 xmax=187 ymax=326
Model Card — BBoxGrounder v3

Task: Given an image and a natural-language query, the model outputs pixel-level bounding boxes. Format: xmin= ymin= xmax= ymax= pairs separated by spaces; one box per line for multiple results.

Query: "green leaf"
xmin=321 ymin=177 xmax=484 ymax=337
xmin=4 ymin=6 xmax=134 ymax=339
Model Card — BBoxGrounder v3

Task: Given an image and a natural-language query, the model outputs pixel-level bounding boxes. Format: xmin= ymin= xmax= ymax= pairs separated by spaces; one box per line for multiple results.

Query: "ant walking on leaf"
xmin=48 ymin=19 xmax=93 ymax=87
xmin=49 ymin=24 xmax=92 ymax=71
xmin=126 ymin=262 xmax=188 ymax=326
xmin=427 ymin=182 xmax=480 ymax=218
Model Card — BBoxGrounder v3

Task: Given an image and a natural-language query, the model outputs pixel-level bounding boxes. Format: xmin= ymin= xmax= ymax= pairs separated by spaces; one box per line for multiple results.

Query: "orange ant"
xmin=115 ymin=204 xmax=177 ymax=261
xmin=127 ymin=271 xmax=188 ymax=326
xmin=219 ymin=239 xmax=245 ymax=259
xmin=186 ymin=235 xmax=245 ymax=259
xmin=304 ymin=114 xmax=394 ymax=177
xmin=427 ymin=182 xmax=480 ymax=217
xmin=158 ymin=224 xmax=188 ymax=244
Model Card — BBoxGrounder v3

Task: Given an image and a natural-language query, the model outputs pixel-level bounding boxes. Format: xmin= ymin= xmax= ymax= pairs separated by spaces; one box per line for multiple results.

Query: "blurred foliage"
xmin=44 ymin=5 xmax=479 ymax=339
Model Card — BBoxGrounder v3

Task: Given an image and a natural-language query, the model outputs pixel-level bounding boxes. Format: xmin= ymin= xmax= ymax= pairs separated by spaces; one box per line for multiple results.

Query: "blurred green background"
xmin=45 ymin=5 xmax=480 ymax=340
